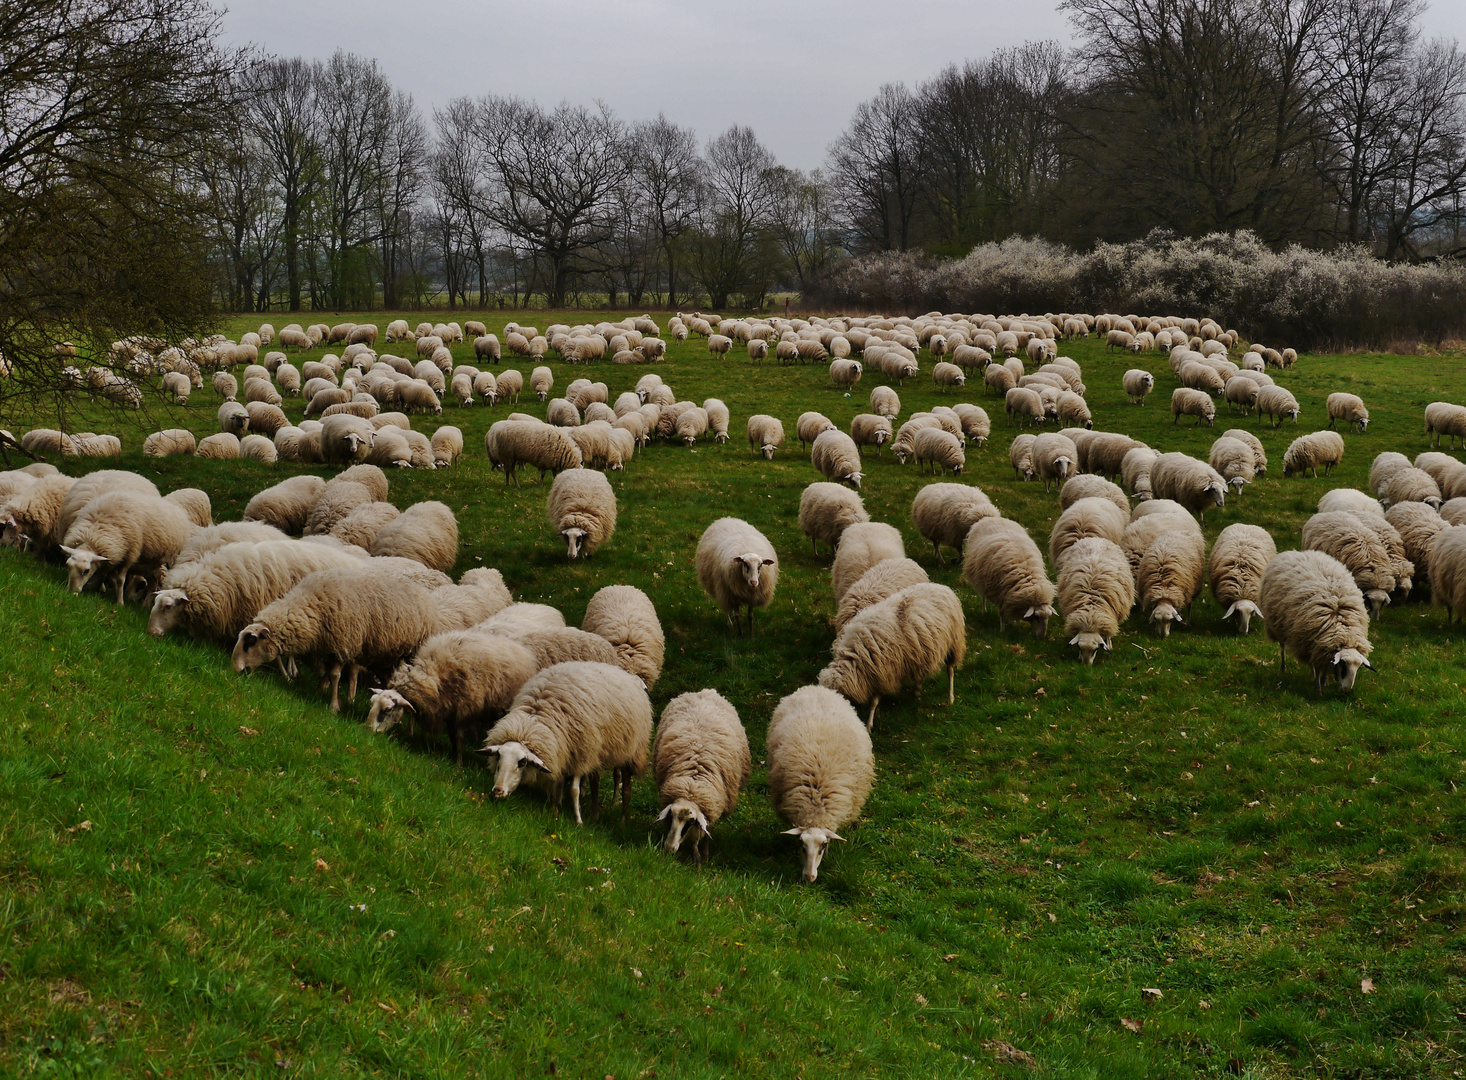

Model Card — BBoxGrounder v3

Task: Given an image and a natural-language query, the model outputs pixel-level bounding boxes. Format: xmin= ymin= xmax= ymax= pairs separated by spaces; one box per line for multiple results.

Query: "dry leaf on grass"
xmin=1121 ymin=1016 xmax=1144 ymax=1033
xmin=981 ymin=1040 xmax=1036 ymax=1067
xmin=1361 ymin=977 xmax=1375 ymax=994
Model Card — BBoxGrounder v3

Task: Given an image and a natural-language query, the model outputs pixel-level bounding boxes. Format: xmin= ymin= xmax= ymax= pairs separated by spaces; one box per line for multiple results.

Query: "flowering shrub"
xmin=808 ymin=230 xmax=1466 ymax=350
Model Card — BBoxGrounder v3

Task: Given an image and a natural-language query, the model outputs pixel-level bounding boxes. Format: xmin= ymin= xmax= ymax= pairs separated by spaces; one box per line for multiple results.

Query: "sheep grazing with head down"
xmin=1057 ymin=536 xmax=1135 ymax=663
xmin=1149 ymin=453 xmax=1227 ymax=522
xmin=695 ymin=517 xmax=777 ymax=636
xmin=1302 ymin=511 xmax=1396 ymax=618
xmin=480 ymin=661 xmax=652 ymax=824
xmin=1049 ymin=497 xmax=1128 ymax=568
xmin=1260 ymin=550 xmax=1374 ymax=692
xmin=581 ymin=584 xmax=664 ymax=690
xmin=370 ymin=501 xmax=459 ymax=571
xmin=1431 ymin=525 xmax=1466 ymax=621
xmin=1061 ymin=474 xmax=1129 ymax=515
xmin=1137 ymin=529 xmax=1206 ymax=636
xmin=1327 ymin=392 xmax=1370 ymax=432
xmin=1207 ymin=523 xmax=1276 ymax=633
xmin=911 ymin=483 xmax=999 ymax=564
xmin=811 ymin=429 xmax=864 ymax=489
xmin=1010 ymin=433 xmax=1038 ymax=481
xmin=747 ymin=414 xmax=785 ymax=459
xmin=61 ymin=492 xmax=196 ymax=603
xmin=831 ymin=521 xmax=904 ymax=602
xmin=545 ymin=469 xmax=616 ymax=560
xmin=1032 ymin=432 xmax=1077 ymax=491
xmin=1209 ymin=436 xmax=1256 ymax=495
xmin=654 ymin=689 xmax=751 ymax=866
xmin=1256 ymin=385 xmax=1301 ymax=426
xmin=799 ymin=482 xmax=869 ymax=556
xmin=835 ymin=558 xmax=929 ymax=633
xmin=767 ymin=685 xmax=874 ymax=884
xmin=1385 ymin=502 xmax=1445 ymax=590
xmin=962 ymin=517 xmax=1056 ymax=638
xmin=1171 ymin=387 xmax=1215 ymax=426
xmin=1283 ymin=431 xmax=1345 ymax=478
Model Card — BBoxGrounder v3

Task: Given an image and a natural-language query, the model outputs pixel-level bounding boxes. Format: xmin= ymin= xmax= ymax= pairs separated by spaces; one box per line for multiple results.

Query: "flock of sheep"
xmin=6 ymin=305 xmax=1466 ymax=884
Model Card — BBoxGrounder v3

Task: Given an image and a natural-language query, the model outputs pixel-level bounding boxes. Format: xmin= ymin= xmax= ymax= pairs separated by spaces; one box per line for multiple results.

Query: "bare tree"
xmin=827 ymin=84 xmax=927 ymax=252
xmin=433 ymin=98 xmax=496 ymax=305
xmin=1376 ymin=38 xmax=1466 ymax=258
xmin=316 ymin=51 xmax=392 ymax=308
xmin=690 ymin=125 xmax=780 ymax=308
xmin=631 ymin=115 xmax=701 ymax=307
xmin=377 ymin=88 xmax=427 ymax=308
xmin=247 ymin=56 xmax=322 ymax=312
xmin=768 ymin=167 xmax=842 ymax=292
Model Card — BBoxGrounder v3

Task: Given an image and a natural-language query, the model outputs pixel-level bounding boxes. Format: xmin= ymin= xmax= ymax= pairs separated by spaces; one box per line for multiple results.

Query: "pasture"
xmin=1 ymin=314 xmax=1463 ymax=1078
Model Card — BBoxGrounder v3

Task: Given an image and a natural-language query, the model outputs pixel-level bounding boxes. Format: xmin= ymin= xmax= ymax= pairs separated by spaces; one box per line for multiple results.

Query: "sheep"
xmin=695 ymin=517 xmax=777 ymax=636
xmin=1057 ymin=536 xmax=1135 ymax=664
xmin=1385 ymin=502 xmax=1446 ymax=590
xmin=163 ymin=488 xmax=211 ymax=530
xmin=217 ymin=402 xmax=249 ymax=436
xmin=1302 ymin=512 xmax=1396 ymax=618
xmin=1259 ymin=550 xmax=1374 ymax=692
xmin=653 ymin=690 xmax=750 ymax=865
xmin=1326 ymin=393 xmax=1369 ymax=432
xmin=1032 ymin=432 xmax=1077 ymax=491
xmin=957 ymin=517 xmax=1053 ymax=638
xmin=1416 ymin=452 xmax=1466 ymax=499
xmin=908 ymin=428 xmax=963 ymax=477
xmin=480 ymin=661 xmax=652 ymax=824
xmin=1283 ymin=431 xmax=1345 ymax=479
xmin=1149 ymin=453 xmax=1227 ymax=521
xmin=1123 ymin=369 xmax=1154 ymax=404
xmin=799 ymin=483 xmax=869 ymax=556
xmin=674 ymin=407 xmax=709 ymax=446
xmin=1054 ymin=391 xmax=1091 ymax=429
xmin=1201 ymin=523 xmax=1274 ymax=634
xmin=831 ymin=521 xmax=904 ymax=603
xmin=797 ymin=411 xmax=835 ymax=448
xmin=911 ymin=483 xmax=999 ymax=564
xmin=485 ymin=420 xmax=582 ymax=488
xmin=580 ymin=584 xmax=664 ymax=690
xmin=766 ymin=685 xmax=874 ymax=883
xmin=929 ymin=361 xmax=963 ymax=393
xmin=1137 ymin=529 xmax=1206 ymax=636
xmin=369 ymin=501 xmax=458 ymax=572
xmin=1425 ymin=402 xmax=1466 ymax=448
xmin=60 ymin=492 xmax=195 ymax=603
xmin=329 ymin=501 xmax=401 ymax=550
xmin=702 ymin=398 xmax=731 ymax=444
xmin=835 ymin=558 xmax=929 ymax=634
xmin=1380 ymin=467 xmax=1443 ymax=510
xmin=1221 ymin=428 xmax=1267 ymax=478
xmin=870 ymin=386 xmax=900 ymax=418
xmin=301 ymin=480 xmax=374 ymax=538
xmin=1060 ymin=474 xmax=1129 ymax=515
xmin=1369 ymin=451 xmax=1412 ymax=498
xmin=143 ymin=429 xmax=197 ymax=458
xmin=545 ymin=469 xmax=616 ymax=560
xmin=985 ymin=365 xmax=1017 ymax=396
xmin=1224 ymin=376 xmax=1260 ymax=414
xmin=1179 ymin=361 xmax=1225 ymax=396
xmin=2 ymin=473 xmax=77 ymax=556
xmin=1005 ymin=387 xmax=1047 ymax=428
xmin=1050 ymin=497 xmax=1128 ymax=568
xmin=1444 ymin=499 xmax=1466 ymax=526
xmin=1431 ymin=526 xmax=1466 ymax=621
xmin=1171 ymin=388 xmax=1215 ymax=426
xmin=245 ymin=376 xmax=282 ymax=407
xmin=431 ymin=426 xmax=463 ymax=468
xmin=811 ymin=429 xmax=864 ymax=489
xmin=952 ymin=403 xmax=990 ymax=447
xmin=830 ymin=359 xmax=863 ymax=392
xmin=395 ymin=380 xmax=443 ymax=416
xmin=1256 ymin=385 xmax=1301 ymax=426
xmin=213 ymin=371 xmax=238 ymax=401
xmin=318 ymin=414 xmax=376 ymax=466
xmin=890 ymin=417 xmax=941 ymax=464
xmin=1209 ymin=436 xmax=1257 ymax=494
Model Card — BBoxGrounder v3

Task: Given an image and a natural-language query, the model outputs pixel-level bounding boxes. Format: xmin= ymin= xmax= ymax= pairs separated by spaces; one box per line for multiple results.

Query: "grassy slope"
xmin=2 ymin=314 xmax=1464 ymax=1078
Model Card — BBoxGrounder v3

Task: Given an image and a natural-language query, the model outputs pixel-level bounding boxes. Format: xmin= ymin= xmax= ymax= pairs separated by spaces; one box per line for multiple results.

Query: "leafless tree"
xmin=827 ymin=84 xmax=927 ymax=252
xmin=631 ymin=115 xmax=701 ymax=307
xmin=768 ymin=167 xmax=843 ymax=292
xmin=246 ymin=56 xmax=322 ymax=312
xmin=377 ymin=88 xmax=428 ymax=308
xmin=690 ymin=125 xmax=780 ymax=308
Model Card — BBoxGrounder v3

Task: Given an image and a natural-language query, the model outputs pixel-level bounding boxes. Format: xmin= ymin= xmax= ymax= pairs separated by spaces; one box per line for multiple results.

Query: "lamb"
xmin=1060 ymin=474 xmax=1129 ymax=515
xmin=1137 ymin=529 xmax=1206 ymax=636
xmin=1385 ymin=502 xmax=1446 ymax=590
xmin=581 ymin=584 xmax=664 ymax=690
xmin=1049 ymin=497 xmax=1128 ymax=568
xmin=1057 ymin=536 xmax=1135 ymax=663
xmin=1123 ymin=369 xmax=1154 ymax=404
xmin=148 ymin=538 xmax=364 ymax=643
xmin=370 ymin=501 xmax=459 ymax=571
xmin=484 ymin=420 xmax=583 ymax=487
xmin=61 ymin=492 xmax=196 ymax=603
xmin=831 ymin=521 xmax=904 ymax=602
xmin=695 ymin=517 xmax=777 ymax=635
xmin=766 ymin=685 xmax=875 ymax=883
xmin=835 ymin=558 xmax=929 ymax=633
xmin=1032 ymin=432 xmax=1077 ymax=491
xmin=870 ymin=386 xmax=900 ymax=418
xmin=818 ymin=583 xmax=965 ymax=730
xmin=1209 ymin=436 xmax=1257 ymax=494
xmin=1302 ymin=512 xmax=1395 ymax=617
xmin=1149 ymin=453 xmax=1227 ymax=521
xmin=432 ymin=426 xmax=463 ymax=468
xmin=1207 ymin=523 xmax=1276 ymax=633
xmin=480 ymin=661 xmax=653 ymax=824
xmin=799 ymin=482 xmax=869 ymax=556
xmin=1431 ymin=526 xmax=1466 ymax=621
xmin=1283 ymin=431 xmax=1345 ymax=478
xmin=797 ymin=411 xmax=836 ymax=448
xmin=1256 ymin=385 xmax=1301 ymax=426
xmin=745 ymin=413 xmax=785 ymax=459
xmin=1326 ymin=393 xmax=1370 ymax=433
xmin=1171 ymin=388 xmax=1215 ymax=426
xmin=961 ymin=517 xmax=1056 ymax=638
xmin=653 ymin=690 xmax=751 ymax=865
xmin=911 ymin=483 xmax=999 ymax=563
xmin=545 ymin=469 xmax=616 ymax=559
xmin=1259 ymin=550 xmax=1374 ymax=692
xmin=811 ymin=429 xmax=864 ymax=489
xmin=143 ymin=429 xmax=197 ymax=458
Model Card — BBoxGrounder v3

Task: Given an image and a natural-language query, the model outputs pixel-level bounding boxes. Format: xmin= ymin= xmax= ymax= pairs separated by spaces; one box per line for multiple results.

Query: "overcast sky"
xmin=221 ymin=0 xmax=1466 ymax=172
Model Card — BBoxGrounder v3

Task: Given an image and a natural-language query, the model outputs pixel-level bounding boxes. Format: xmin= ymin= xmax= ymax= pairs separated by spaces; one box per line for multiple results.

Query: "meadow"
xmin=1 ymin=313 xmax=1463 ymax=1078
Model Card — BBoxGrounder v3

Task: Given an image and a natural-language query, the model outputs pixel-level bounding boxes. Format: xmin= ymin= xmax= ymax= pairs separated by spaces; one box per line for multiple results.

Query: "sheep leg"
xmin=948 ymin=661 xmax=956 ymax=705
xmin=571 ymin=776 xmax=583 ymax=825
xmin=344 ymin=663 xmax=359 ymax=704
xmin=620 ymin=765 xmax=632 ymax=824
xmin=1279 ymin=643 xmax=1286 ymax=674
xmin=867 ymin=696 xmax=880 ymax=731
xmin=588 ymin=771 xmax=601 ymax=822
xmin=933 ymin=540 xmax=944 ymax=564
xmin=328 ymin=663 xmax=343 ymax=712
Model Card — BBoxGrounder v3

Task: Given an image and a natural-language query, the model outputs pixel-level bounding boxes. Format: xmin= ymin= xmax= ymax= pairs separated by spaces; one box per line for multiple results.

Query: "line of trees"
xmin=830 ymin=0 xmax=1466 ymax=261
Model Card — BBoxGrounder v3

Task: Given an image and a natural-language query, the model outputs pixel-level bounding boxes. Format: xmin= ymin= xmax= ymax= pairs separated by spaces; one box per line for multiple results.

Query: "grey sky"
xmin=222 ymin=0 xmax=1466 ymax=173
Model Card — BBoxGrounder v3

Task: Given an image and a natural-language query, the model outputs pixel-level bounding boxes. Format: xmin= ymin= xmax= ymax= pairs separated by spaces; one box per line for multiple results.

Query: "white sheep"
xmin=797 ymin=411 xmax=836 ymax=448
xmin=545 ymin=469 xmax=616 ymax=559
xmin=370 ymin=501 xmax=459 ymax=571
xmin=61 ymin=491 xmax=195 ymax=602
xmin=1209 ymin=436 xmax=1256 ymax=495
xmin=1385 ymin=502 xmax=1445 ymax=590
xmin=653 ymin=690 xmax=751 ymax=865
xmin=799 ymin=483 xmax=869 ymax=556
xmin=1326 ymin=393 xmax=1369 ymax=432
xmin=485 ymin=420 xmax=583 ymax=488
xmin=1149 ymin=453 xmax=1227 ymax=521
xmin=1060 ymin=474 xmax=1129 ymax=515
xmin=1137 ymin=529 xmax=1206 ymax=636
xmin=580 ymin=584 xmax=664 ymax=690
xmin=1123 ymin=369 xmax=1154 ymax=404
xmin=1431 ymin=525 xmax=1466 ymax=622
xmin=143 ymin=429 xmax=197 ymax=458
xmin=1223 ymin=428 xmax=1268 ymax=477
xmin=1032 ymin=432 xmax=1077 ymax=491
xmin=695 ymin=517 xmax=777 ymax=636
xmin=850 ymin=414 xmax=893 ymax=455
xmin=1207 ymin=523 xmax=1276 ymax=633
xmin=831 ymin=521 xmax=905 ymax=602
xmin=1057 ymin=537 xmax=1135 ymax=663
xmin=1283 ymin=431 xmax=1345 ymax=478
xmin=835 ymin=558 xmax=929 ymax=633
xmin=1302 ymin=512 xmax=1396 ymax=617
xmin=1256 ymin=385 xmax=1301 ymax=426
xmin=870 ymin=386 xmax=900 ymax=418
xmin=811 ymin=429 xmax=864 ymax=489
xmin=767 ymin=685 xmax=874 ymax=883
xmin=952 ymin=403 xmax=990 ymax=447
xmin=1259 ymin=550 xmax=1374 ymax=692
xmin=1171 ymin=388 xmax=1215 ymax=426
xmin=911 ymin=483 xmax=999 ymax=563
xmin=1050 ymin=497 xmax=1128 ymax=568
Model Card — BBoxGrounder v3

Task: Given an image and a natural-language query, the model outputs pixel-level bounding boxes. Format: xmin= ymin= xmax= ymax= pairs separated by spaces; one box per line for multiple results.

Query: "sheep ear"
xmin=479 ymin=743 xmax=501 ymax=757
xmin=656 ymin=805 xmax=673 ymax=822
xmin=827 ymin=832 xmax=846 ymax=842
xmin=1068 ymin=635 xmax=1080 ymax=645
xmin=694 ymin=810 xmax=710 ymax=834
xmin=1332 ymin=650 xmax=1342 ymax=665
xmin=1362 ymin=658 xmax=1373 ymax=670
xmin=1102 ymin=637 xmax=1113 ymax=651
xmin=1223 ymin=602 xmax=1238 ymax=619
xmin=59 ymin=544 xmax=76 ymax=556
xmin=1024 ymin=607 xmax=1035 ymax=618
xmin=781 ymin=827 xmax=804 ymax=837
xmin=761 ymin=558 xmax=774 ymax=566
xmin=523 ymin=750 xmax=549 ymax=772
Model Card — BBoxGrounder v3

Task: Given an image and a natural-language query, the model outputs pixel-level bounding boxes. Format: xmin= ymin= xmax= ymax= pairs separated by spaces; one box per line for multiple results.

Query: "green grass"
xmin=2 ymin=311 xmax=1465 ymax=1077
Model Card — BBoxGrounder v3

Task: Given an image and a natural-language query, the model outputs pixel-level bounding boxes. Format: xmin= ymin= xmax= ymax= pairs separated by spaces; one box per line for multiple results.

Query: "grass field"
xmin=2 ymin=312 xmax=1464 ymax=1078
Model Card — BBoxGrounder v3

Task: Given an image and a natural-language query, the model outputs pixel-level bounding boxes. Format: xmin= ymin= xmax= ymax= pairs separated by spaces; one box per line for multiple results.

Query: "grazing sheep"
xmin=1007 ymin=432 xmax=1038 ymax=482
xmin=1379 ymin=467 xmax=1443 ymax=510
xmin=1061 ymin=474 xmax=1129 ymax=515
xmin=1057 ymin=537 xmax=1135 ymax=663
xmin=431 ymin=426 xmax=463 ymax=468
xmin=702 ymin=398 xmax=730 ymax=444
xmin=1123 ymin=369 xmax=1154 ymax=404
xmin=217 ymin=402 xmax=250 ymax=436
xmin=485 ymin=420 xmax=582 ymax=487
xmin=654 ymin=690 xmax=751 ymax=865
xmin=1179 ymin=361 xmax=1225 ymax=396
xmin=318 ymin=414 xmax=376 ymax=466
xmin=1056 ymin=391 xmax=1091 ymax=429
xmin=1385 ymin=502 xmax=1445 ymax=590
xmin=196 ymin=433 xmax=240 ymax=460
xmin=1302 ymin=512 xmax=1395 ymax=618
xmin=580 ymin=584 xmax=664 ymax=690
xmin=1149 ymin=453 xmax=1228 ymax=521
xmin=301 ymin=480 xmax=374 ymax=538
xmin=477 ymin=603 xmax=567 ymax=642
xmin=961 ymin=517 xmax=1055 ymax=638
xmin=370 ymin=501 xmax=459 ymax=572
xmin=1424 ymin=402 xmax=1466 ymax=448
xmin=213 ymin=372 xmax=238 ymax=401
xmin=1120 ymin=446 xmax=1160 ymax=499
xmin=1224 ymin=376 xmax=1260 ymax=414
xmin=1137 ymin=529 xmax=1206 ymax=636
xmin=850 ymin=414 xmax=893 ymax=456
xmin=61 ymin=492 xmax=195 ymax=602
xmin=545 ymin=469 xmax=616 ymax=559
xmin=797 ymin=411 xmax=836 ymax=448
xmin=767 ymin=685 xmax=874 ymax=883
xmin=911 ymin=483 xmax=999 ymax=563
xmin=1209 ymin=436 xmax=1257 ymax=494
xmin=1326 ymin=393 xmax=1370 ymax=432
xmin=830 ymin=359 xmax=864 ymax=391
xmin=164 ymin=488 xmax=211 ymax=529
xmin=480 ymin=661 xmax=652 ymax=824
xmin=799 ymin=483 xmax=869 ymax=556
xmin=330 ymin=502 xmax=401 ymax=550
xmin=835 ymin=558 xmax=929 ymax=633
xmin=1032 ymin=432 xmax=1078 ymax=491
xmin=1431 ymin=526 xmax=1466 ymax=621
xmin=1050 ymin=497 xmax=1128 ymax=568
xmin=1005 ymin=387 xmax=1047 ymax=428
xmin=811 ymin=429 xmax=864 ymax=489
xmin=1256 ymin=385 xmax=1301 ymax=426
xmin=870 ymin=386 xmax=900 ymax=418
xmin=952 ymin=403 xmax=990 ymax=447
xmin=1171 ymin=388 xmax=1215 ymax=426
xmin=1223 ymin=428 xmax=1267 ymax=477
xmin=143 ymin=429 xmax=197 ymax=458
xmin=238 ymin=433 xmax=277 ymax=465
xmin=1415 ymin=452 xmax=1466 ymax=499
xmin=494 ymin=369 xmax=522 ymax=402
xmin=985 ymin=364 xmax=1017 ymax=397
xmin=1259 ymin=550 xmax=1374 ymax=692
xmin=911 ymin=428 xmax=966 ymax=476
xmin=1207 ymin=523 xmax=1275 ymax=633
xmin=695 ymin=517 xmax=778 ymax=636
xmin=831 ymin=522 xmax=904 ymax=602
xmin=891 ymin=416 xmax=942 ymax=464
xmin=1283 ymin=431 xmax=1345 ymax=478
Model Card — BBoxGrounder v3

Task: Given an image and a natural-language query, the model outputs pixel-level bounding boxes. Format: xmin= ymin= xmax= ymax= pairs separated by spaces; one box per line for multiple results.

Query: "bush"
xmin=807 ymin=230 xmax=1466 ymax=350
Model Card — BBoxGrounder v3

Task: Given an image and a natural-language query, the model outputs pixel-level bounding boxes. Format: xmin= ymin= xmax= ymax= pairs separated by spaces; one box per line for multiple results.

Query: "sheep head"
xmin=1204 ymin=480 xmax=1226 ymax=506
xmin=481 ymin=740 xmax=549 ymax=799
xmin=1223 ymin=599 xmax=1261 ymax=634
xmin=1330 ymin=648 xmax=1372 ymax=692
xmin=782 ymin=826 xmax=844 ymax=883
xmin=839 ymin=471 xmax=862 ymax=490
xmin=1069 ymin=631 xmax=1111 ymax=664
xmin=1024 ymin=604 xmax=1055 ymax=640
xmin=365 ymin=687 xmax=414 ymax=734
xmin=1227 ymin=476 xmax=1249 ymax=494
xmin=60 ymin=545 xmax=107 ymax=594
xmin=232 ymin=622 xmax=277 ymax=673
xmin=147 ymin=589 xmax=190 ymax=636
xmin=1149 ymin=602 xmax=1182 ymax=637
xmin=760 ymin=442 xmax=778 ymax=460
xmin=1365 ymin=589 xmax=1391 ymax=620
xmin=732 ymin=553 xmax=774 ymax=589
xmin=658 ymin=799 xmax=710 ymax=856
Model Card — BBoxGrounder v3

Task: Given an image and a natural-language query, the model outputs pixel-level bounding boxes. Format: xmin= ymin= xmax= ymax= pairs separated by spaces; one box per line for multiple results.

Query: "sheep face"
xmin=760 ymin=442 xmax=779 ymax=460
xmin=1223 ymin=600 xmax=1261 ymax=634
xmin=366 ymin=688 xmax=413 ymax=734
xmin=1024 ymin=604 xmax=1055 ymax=639
xmin=1325 ymin=648 xmax=1372 ymax=692
xmin=1149 ymin=603 xmax=1181 ymax=637
xmin=1227 ymin=476 xmax=1249 ymax=494
xmin=562 ymin=527 xmax=588 ymax=559
xmin=482 ymin=740 xmax=550 ymax=799
xmin=1364 ymin=589 xmax=1391 ymax=620
xmin=838 ymin=471 xmax=862 ymax=490
xmin=782 ymin=826 xmax=844 ymax=883
xmin=148 ymin=589 xmax=190 ymax=636
xmin=658 ymin=799 xmax=710 ymax=856
xmin=60 ymin=546 xmax=107 ymax=594
xmin=232 ymin=623 xmax=278 ymax=673
xmin=1069 ymin=631 xmax=1111 ymax=664
xmin=732 ymin=553 xmax=775 ymax=590
xmin=1203 ymin=481 xmax=1226 ymax=507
